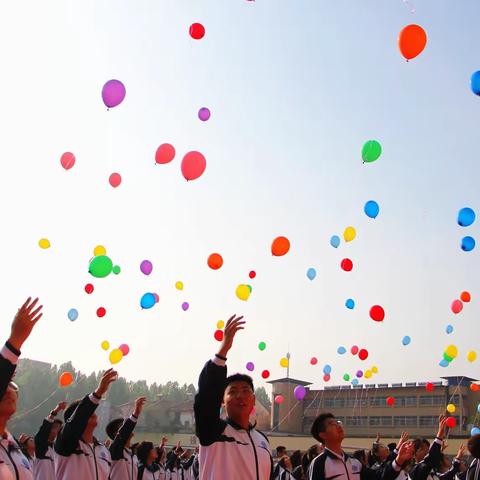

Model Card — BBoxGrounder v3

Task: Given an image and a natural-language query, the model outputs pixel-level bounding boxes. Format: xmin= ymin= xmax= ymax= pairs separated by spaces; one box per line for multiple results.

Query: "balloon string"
xmin=10 ymin=388 xmax=60 ymax=422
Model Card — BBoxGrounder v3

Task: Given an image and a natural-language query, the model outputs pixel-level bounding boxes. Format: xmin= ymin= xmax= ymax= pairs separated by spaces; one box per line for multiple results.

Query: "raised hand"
xmin=52 ymin=401 xmax=68 ymax=415
xmin=441 ymin=441 xmax=448 ymax=452
xmin=217 ymin=315 xmax=245 ymax=358
xmin=375 ymin=432 xmax=380 ymax=443
xmin=396 ymin=441 xmax=414 ymax=465
xmin=94 ymin=368 xmax=118 ymax=398
xmin=397 ymin=431 xmax=409 ymax=450
xmin=161 ymin=436 xmax=168 ymax=445
xmin=455 ymin=444 xmax=466 ymax=460
xmin=437 ymin=414 xmax=448 ymax=440
xmin=133 ymin=397 xmax=147 ymax=417
xmin=9 ymin=297 xmax=43 ymax=351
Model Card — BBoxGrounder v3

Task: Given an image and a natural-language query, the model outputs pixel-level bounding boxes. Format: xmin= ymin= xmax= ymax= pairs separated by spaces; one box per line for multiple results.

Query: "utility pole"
xmin=286 ymin=351 xmax=291 ymax=379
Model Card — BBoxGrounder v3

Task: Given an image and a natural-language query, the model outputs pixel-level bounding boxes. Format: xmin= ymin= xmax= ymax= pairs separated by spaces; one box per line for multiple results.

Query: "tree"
xmin=255 ymin=386 xmax=271 ymax=410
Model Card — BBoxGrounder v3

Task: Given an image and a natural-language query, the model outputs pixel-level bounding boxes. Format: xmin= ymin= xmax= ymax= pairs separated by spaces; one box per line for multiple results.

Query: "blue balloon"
xmin=67 ymin=308 xmax=78 ymax=321
xmin=337 ymin=346 xmax=346 ymax=355
xmin=446 ymin=324 xmax=454 ymax=334
xmin=140 ymin=293 xmax=156 ymax=309
xmin=364 ymin=200 xmax=380 ymax=219
xmin=323 ymin=364 xmax=332 ymax=375
xmin=351 ymin=378 xmax=359 ymax=386
xmin=306 ymin=267 xmax=317 ymax=281
xmin=461 ymin=236 xmax=476 ymax=252
xmin=471 ymin=71 xmax=480 ymax=96
xmin=439 ymin=359 xmax=450 ymax=368
xmin=402 ymin=335 xmax=411 ymax=346
xmin=345 ymin=299 xmax=355 ymax=309
xmin=458 ymin=207 xmax=476 ymax=227
xmin=330 ymin=235 xmax=340 ymax=248
xmin=471 ymin=427 xmax=480 ymax=436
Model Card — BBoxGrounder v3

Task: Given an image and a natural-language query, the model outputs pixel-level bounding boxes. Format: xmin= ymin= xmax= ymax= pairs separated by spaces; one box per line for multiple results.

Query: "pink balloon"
xmin=60 ymin=152 xmax=75 ymax=170
xmin=274 ymin=395 xmax=284 ymax=404
xmin=451 ymin=299 xmax=463 ymax=314
xmin=109 ymin=173 xmax=122 ymax=188
xmin=153 ymin=293 xmax=159 ymax=303
xmin=351 ymin=345 xmax=359 ymax=355
xmin=140 ymin=260 xmax=153 ymax=275
xmin=102 ymin=80 xmax=126 ymax=108
xmin=119 ymin=344 xmax=130 ymax=356
xmin=155 ymin=143 xmax=176 ymax=164
xmin=181 ymin=151 xmax=206 ymax=181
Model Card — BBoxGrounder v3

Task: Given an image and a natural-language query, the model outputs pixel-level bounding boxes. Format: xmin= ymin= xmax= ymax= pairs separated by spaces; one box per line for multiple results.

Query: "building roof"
xmin=267 ymin=378 xmax=312 ymax=386
xmin=441 ymin=376 xmax=477 ymax=386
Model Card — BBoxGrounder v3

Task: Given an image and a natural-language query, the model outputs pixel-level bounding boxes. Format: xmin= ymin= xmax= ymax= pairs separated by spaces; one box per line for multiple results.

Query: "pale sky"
xmin=0 ymin=0 xmax=479 ymax=393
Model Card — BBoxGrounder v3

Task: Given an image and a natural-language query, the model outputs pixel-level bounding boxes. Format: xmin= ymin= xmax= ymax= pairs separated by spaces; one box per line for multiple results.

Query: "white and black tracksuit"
xmin=33 ymin=415 xmax=58 ymax=479
xmin=459 ymin=458 xmax=480 ymax=480
xmin=138 ymin=462 xmax=164 ymax=479
xmin=54 ymin=393 xmax=112 ymax=479
xmin=409 ymin=439 xmax=443 ymax=480
xmin=109 ymin=416 xmax=138 ymax=480
xmin=194 ymin=357 xmax=273 ymax=480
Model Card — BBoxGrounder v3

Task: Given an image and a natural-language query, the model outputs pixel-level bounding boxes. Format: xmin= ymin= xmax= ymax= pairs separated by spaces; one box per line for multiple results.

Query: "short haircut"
xmin=413 ymin=438 xmax=430 ymax=453
xmin=225 ymin=374 xmax=254 ymax=392
xmin=310 ymin=413 xmax=335 ymax=442
xmin=387 ymin=443 xmax=397 ymax=452
xmin=276 ymin=446 xmax=287 ymax=455
xmin=64 ymin=400 xmax=81 ymax=423
xmin=106 ymin=418 xmax=124 ymax=440
xmin=353 ymin=449 xmax=367 ymax=464
xmin=468 ymin=434 xmax=480 ymax=459
xmin=137 ymin=441 xmax=154 ymax=464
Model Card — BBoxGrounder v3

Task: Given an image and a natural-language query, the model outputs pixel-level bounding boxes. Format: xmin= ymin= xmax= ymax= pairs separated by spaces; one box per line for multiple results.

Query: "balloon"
xmin=182 ymin=302 xmax=189 ymax=311
xmin=364 ymin=370 xmax=372 ymax=379
xmin=445 ymin=345 xmax=458 ymax=358
xmin=386 ymin=396 xmax=395 ymax=406
xmin=345 ymin=299 xmax=355 ymax=309
xmin=439 ymin=359 xmax=450 ymax=367
xmin=280 ymin=357 xmax=289 ymax=368
xmin=258 ymin=342 xmax=266 ymax=351
xmin=175 ymin=281 xmax=184 ymax=291
xmin=460 ymin=291 xmax=471 ymax=302
xmin=364 ymin=200 xmax=380 ymax=219
xmin=471 ymin=71 xmax=480 ymax=96
xmin=119 ymin=344 xmax=130 ymax=356
xmin=398 ymin=24 xmax=427 ymax=60
xmin=323 ymin=365 xmax=332 ymax=375
xmin=471 ymin=384 xmax=480 ymax=392
xmin=140 ymin=260 xmax=153 ymax=275
xmin=356 ymin=370 xmax=363 ymax=378
xmin=112 ymin=265 xmax=121 ymax=275
xmin=246 ymin=285 xmax=253 ymax=293
xmin=445 ymin=417 xmax=456 ymax=428
xmin=402 ymin=335 xmax=411 ymax=346
xmin=306 ymin=268 xmax=317 ymax=280
xmin=351 ymin=345 xmax=359 ymax=355
xmin=271 ymin=236 xmax=290 ymax=256
xmin=343 ymin=374 xmax=350 ymax=381
xmin=443 ymin=353 xmax=453 ymax=362
xmin=323 ymin=374 xmax=331 ymax=382
xmin=461 ymin=236 xmax=475 ymax=252
xmin=362 ymin=140 xmax=382 ymax=163
xmin=451 ymin=299 xmax=463 ymax=314
xmin=101 ymin=340 xmax=110 ymax=351
xmin=447 ymin=403 xmax=456 ymax=414
xmin=370 ymin=305 xmax=385 ymax=322
xmin=310 ymin=357 xmax=318 ymax=365
xmin=330 ymin=235 xmax=340 ymax=248
xmin=351 ymin=379 xmax=359 ymax=386
xmin=198 ymin=107 xmax=211 ymax=121
xmin=94 ymin=245 xmax=107 ymax=256
xmin=341 ymin=258 xmax=353 ymax=272
xmin=60 ymin=152 xmax=75 ymax=170
xmin=102 ymin=80 xmax=126 ymax=108
xmin=249 ymin=271 xmax=256 ymax=279
xmin=109 ymin=348 xmax=123 ymax=365
xmin=457 ymin=207 xmax=476 ymax=227
xmin=467 ymin=351 xmax=477 ymax=363
xmin=96 ymin=307 xmax=106 ymax=318
xmin=471 ymin=427 xmax=480 ymax=436
xmin=236 ymin=284 xmax=251 ymax=301
xmin=294 ymin=386 xmax=307 ymax=401
xmin=181 ymin=151 xmax=206 ymax=181
xmin=426 ymin=382 xmax=434 ymax=392
xmin=372 ymin=366 xmax=379 ymax=374
xmin=67 ymin=309 xmax=78 ymax=321
xmin=337 ymin=346 xmax=346 ymax=355
xmin=38 ymin=238 xmax=51 ymax=249
xmin=189 ymin=23 xmax=205 ymax=40
xmin=275 ymin=395 xmax=284 ymax=404
xmin=207 ymin=253 xmax=223 ymax=270
xmin=246 ymin=362 xmax=255 ymax=372
xmin=59 ymin=372 xmax=74 ymax=387
xmin=153 ymin=292 xmax=159 ymax=303
xmin=344 ymin=227 xmax=356 ymax=243
xmin=446 ymin=325 xmax=454 ymax=334
xmin=140 ymin=293 xmax=156 ymax=309
xmin=89 ymin=255 xmax=113 ymax=278
xmin=109 ymin=173 xmax=122 ymax=188
xmin=85 ymin=283 xmax=94 ymax=294
xmin=358 ymin=349 xmax=368 ymax=361
xmin=261 ymin=370 xmax=270 ymax=379
xmin=217 ymin=320 xmax=225 ymax=329
xmin=155 ymin=143 xmax=175 ymax=164
xmin=214 ymin=330 xmax=224 ymax=341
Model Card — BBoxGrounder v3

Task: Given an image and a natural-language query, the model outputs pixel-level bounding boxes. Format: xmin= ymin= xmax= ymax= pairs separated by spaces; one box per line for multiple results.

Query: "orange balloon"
xmin=271 ymin=236 xmax=290 ymax=256
xmin=207 ymin=253 xmax=223 ymax=270
xmin=460 ymin=291 xmax=471 ymax=303
xmin=398 ymin=24 xmax=427 ymax=60
xmin=59 ymin=372 xmax=74 ymax=387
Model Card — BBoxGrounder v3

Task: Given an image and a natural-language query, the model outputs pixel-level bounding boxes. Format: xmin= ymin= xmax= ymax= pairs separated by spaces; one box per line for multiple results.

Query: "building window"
xmin=324 ymin=398 xmax=346 ymax=408
xmin=307 ymin=398 xmax=322 ymax=409
xmin=346 ymin=416 xmax=368 ymax=427
xmin=394 ymin=416 xmax=417 ymax=427
xmin=419 ymin=416 xmax=437 ymax=426
xmin=419 ymin=396 xmax=444 ymax=406
xmin=347 ymin=398 xmax=368 ymax=408
xmin=397 ymin=396 xmax=417 ymax=407
xmin=369 ymin=416 xmax=392 ymax=426
xmin=370 ymin=397 xmax=387 ymax=407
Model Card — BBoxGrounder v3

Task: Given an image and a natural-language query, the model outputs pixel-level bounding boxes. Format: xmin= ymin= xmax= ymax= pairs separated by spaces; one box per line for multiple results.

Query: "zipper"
xmin=87 ymin=443 xmax=99 ymax=480
xmin=341 ymin=455 xmax=351 ymax=480
xmin=0 ymin=444 xmax=19 ymax=480
xmin=246 ymin=430 xmax=260 ymax=480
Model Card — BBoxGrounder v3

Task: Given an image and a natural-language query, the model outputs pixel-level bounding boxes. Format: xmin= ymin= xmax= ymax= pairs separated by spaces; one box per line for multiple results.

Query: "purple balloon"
xmin=246 ymin=362 xmax=255 ymax=371
xmin=182 ymin=302 xmax=189 ymax=311
xmin=140 ymin=260 xmax=153 ymax=276
xmin=102 ymin=80 xmax=126 ymax=108
xmin=356 ymin=370 xmax=363 ymax=378
xmin=294 ymin=385 xmax=306 ymax=401
xmin=198 ymin=107 xmax=211 ymax=122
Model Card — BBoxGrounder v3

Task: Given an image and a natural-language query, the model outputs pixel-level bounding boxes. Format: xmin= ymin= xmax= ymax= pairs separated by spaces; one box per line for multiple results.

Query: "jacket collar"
xmin=226 ymin=417 xmax=256 ymax=431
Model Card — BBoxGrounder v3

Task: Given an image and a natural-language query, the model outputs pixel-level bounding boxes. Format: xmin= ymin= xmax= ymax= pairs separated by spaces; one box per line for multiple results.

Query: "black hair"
xmin=413 ymin=438 xmax=430 ymax=453
xmin=468 ymin=434 xmax=480 ymax=459
xmin=387 ymin=443 xmax=397 ymax=453
xmin=276 ymin=446 xmax=287 ymax=455
xmin=353 ymin=449 xmax=367 ymax=465
xmin=64 ymin=400 xmax=82 ymax=423
xmin=290 ymin=450 xmax=302 ymax=469
xmin=225 ymin=373 xmax=254 ymax=392
xmin=278 ymin=456 xmax=290 ymax=470
xmin=137 ymin=441 xmax=154 ymax=464
xmin=301 ymin=444 xmax=322 ymax=474
xmin=106 ymin=418 xmax=124 ymax=440
xmin=310 ymin=413 xmax=335 ymax=442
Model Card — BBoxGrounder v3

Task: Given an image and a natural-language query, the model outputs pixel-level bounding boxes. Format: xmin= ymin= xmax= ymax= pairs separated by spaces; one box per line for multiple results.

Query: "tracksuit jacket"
xmin=409 ymin=439 xmax=443 ymax=480
xmin=33 ymin=414 xmax=59 ymax=479
xmin=194 ymin=356 xmax=273 ymax=480
xmin=54 ymin=393 xmax=112 ymax=479
xmin=459 ymin=458 xmax=480 ymax=480
xmin=109 ymin=416 xmax=139 ymax=480
xmin=138 ymin=462 xmax=164 ymax=479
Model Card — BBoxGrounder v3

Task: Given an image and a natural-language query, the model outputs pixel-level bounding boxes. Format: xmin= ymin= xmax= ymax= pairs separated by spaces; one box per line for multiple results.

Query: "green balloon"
xmin=89 ymin=255 xmax=113 ymax=278
xmin=343 ymin=373 xmax=350 ymax=381
xmin=247 ymin=285 xmax=253 ymax=293
xmin=362 ymin=140 xmax=382 ymax=163
xmin=443 ymin=352 xmax=453 ymax=362
xmin=112 ymin=265 xmax=121 ymax=275
xmin=258 ymin=341 xmax=266 ymax=351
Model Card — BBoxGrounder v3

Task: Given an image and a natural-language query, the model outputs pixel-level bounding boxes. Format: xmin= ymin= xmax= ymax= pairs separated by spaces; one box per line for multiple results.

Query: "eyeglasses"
xmin=325 ymin=419 xmax=343 ymax=427
xmin=8 ymin=382 xmax=19 ymax=393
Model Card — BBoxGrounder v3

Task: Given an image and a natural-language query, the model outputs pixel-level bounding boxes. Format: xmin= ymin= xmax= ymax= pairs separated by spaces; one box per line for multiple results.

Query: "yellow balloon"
xmin=175 ymin=281 xmax=184 ymax=291
xmin=280 ymin=357 xmax=289 ymax=368
xmin=101 ymin=341 xmax=110 ymax=351
xmin=109 ymin=348 xmax=123 ymax=365
xmin=467 ymin=351 xmax=477 ymax=363
xmin=372 ymin=366 xmax=379 ymax=374
xmin=236 ymin=284 xmax=250 ymax=301
xmin=364 ymin=370 xmax=372 ymax=379
xmin=38 ymin=238 xmax=51 ymax=249
xmin=447 ymin=403 xmax=456 ymax=414
xmin=217 ymin=320 xmax=225 ymax=329
xmin=445 ymin=345 xmax=458 ymax=359
xmin=94 ymin=245 xmax=107 ymax=256
xmin=343 ymin=226 xmax=356 ymax=243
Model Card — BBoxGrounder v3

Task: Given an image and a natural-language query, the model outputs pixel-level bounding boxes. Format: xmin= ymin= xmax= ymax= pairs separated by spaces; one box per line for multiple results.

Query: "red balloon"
xmin=398 ymin=24 xmax=427 ymax=61
xmin=351 ymin=345 xmax=359 ymax=355
xmin=249 ymin=271 xmax=256 ymax=279
xmin=271 ymin=236 xmax=290 ymax=256
xmin=153 ymin=293 xmax=160 ymax=303
xmin=59 ymin=372 xmax=74 ymax=387
xmin=189 ymin=23 xmax=205 ymax=40
xmin=470 ymin=383 xmax=480 ymax=392
xmin=358 ymin=349 xmax=369 ymax=361
xmin=261 ymin=370 xmax=270 ymax=379
xmin=370 ymin=305 xmax=385 ymax=322
xmin=84 ymin=283 xmax=94 ymax=294
xmin=109 ymin=173 xmax=122 ymax=188
xmin=323 ymin=374 xmax=331 ymax=382
xmin=386 ymin=396 xmax=395 ymax=406
xmin=60 ymin=152 xmax=75 ymax=170
xmin=96 ymin=307 xmax=106 ymax=318
xmin=310 ymin=357 xmax=318 ymax=365
xmin=119 ymin=344 xmax=130 ymax=356
xmin=214 ymin=330 xmax=224 ymax=342
xmin=451 ymin=299 xmax=463 ymax=314
xmin=341 ymin=258 xmax=353 ymax=272
xmin=207 ymin=253 xmax=223 ymax=270
xmin=155 ymin=143 xmax=176 ymax=164
xmin=446 ymin=417 xmax=456 ymax=428
xmin=425 ymin=382 xmax=434 ymax=392
xmin=460 ymin=291 xmax=471 ymax=303
xmin=181 ymin=151 xmax=206 ymax=181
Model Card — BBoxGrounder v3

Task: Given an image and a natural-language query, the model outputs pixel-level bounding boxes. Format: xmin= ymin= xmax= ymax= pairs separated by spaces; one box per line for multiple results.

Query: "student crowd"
xmin=1 ymin=298 xmax=480 ymax=480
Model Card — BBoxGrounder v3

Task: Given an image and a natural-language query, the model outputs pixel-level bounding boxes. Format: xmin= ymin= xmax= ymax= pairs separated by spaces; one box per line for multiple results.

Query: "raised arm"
xmin=361 ymin=441 xmax=414 ymax=480
xmin=437 ymin=445 xmax=465 ymax=480
xmin=35 ymin=401 xmax=67 ymax=458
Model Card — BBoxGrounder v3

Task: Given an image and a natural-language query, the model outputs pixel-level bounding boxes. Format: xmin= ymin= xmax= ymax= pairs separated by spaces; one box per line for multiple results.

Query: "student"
xmin=54 ymin=368 xmax=118 ymax=479
xmin=308 ymin=413 xmax=413 ymax=480
xmin=274 ymin=447 xmax=288 ymax=479
xmin=277 ymin=455 xmax=294 ymax=480
xmin=19 ymin=436 xmax=35 ymax=471
xmin=435 ymin=445 xmax=465 ymax=480
xmin=137 ymin=441 xmax=163 ymax=480
xmin=458 ymin=435 xmax=480 ymax=480
xmin=108 ymin=396 xmax=147 ymax=480
xmin=194 ymin=315 xmax=273 ymax=479
xmin=0 ymin=297 xmax=43 ymax=480
xmin=33 ymin=401 xmax=67 ymax=480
